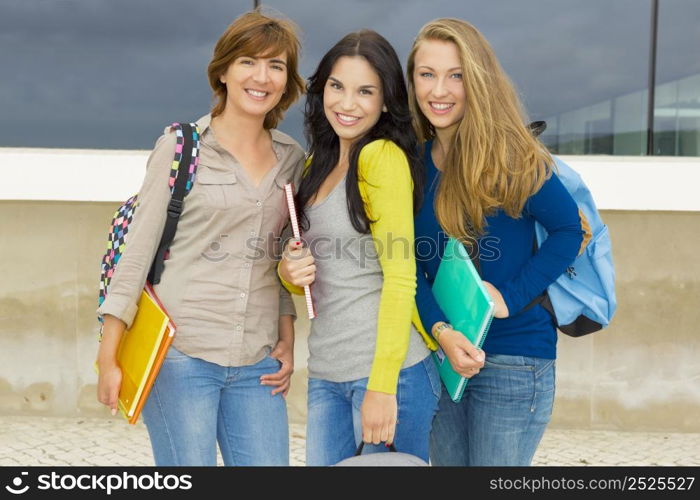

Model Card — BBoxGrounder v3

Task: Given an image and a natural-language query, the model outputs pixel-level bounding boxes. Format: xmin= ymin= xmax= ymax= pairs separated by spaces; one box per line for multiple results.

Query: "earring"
xmin=382 ymin=105 xmax=388 ymax=113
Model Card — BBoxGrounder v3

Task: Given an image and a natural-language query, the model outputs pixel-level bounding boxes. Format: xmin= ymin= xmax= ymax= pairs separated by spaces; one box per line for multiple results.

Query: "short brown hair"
xmin=207 ymin=11 xmax=304 ymax=129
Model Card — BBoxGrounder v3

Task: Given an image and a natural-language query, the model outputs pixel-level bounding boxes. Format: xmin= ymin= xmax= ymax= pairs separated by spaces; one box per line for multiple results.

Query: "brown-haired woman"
xmin=96 ymin=11 xmax=305 ymax=466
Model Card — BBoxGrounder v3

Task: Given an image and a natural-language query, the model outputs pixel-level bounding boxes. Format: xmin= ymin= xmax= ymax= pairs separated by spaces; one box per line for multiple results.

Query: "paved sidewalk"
xmin=1 ymin=416 xmax=699 ymax=466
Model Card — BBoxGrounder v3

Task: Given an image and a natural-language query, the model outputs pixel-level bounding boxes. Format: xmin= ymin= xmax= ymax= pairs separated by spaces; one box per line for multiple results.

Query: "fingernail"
xmin=111 ymin=408 xmax=117 ymax=416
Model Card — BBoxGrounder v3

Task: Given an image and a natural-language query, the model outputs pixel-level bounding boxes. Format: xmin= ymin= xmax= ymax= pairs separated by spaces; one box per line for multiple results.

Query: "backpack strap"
xmin=148 ymin=122 xmax=200 ymax=285
xmin=521 ymin=238 xmax=547 ymax=314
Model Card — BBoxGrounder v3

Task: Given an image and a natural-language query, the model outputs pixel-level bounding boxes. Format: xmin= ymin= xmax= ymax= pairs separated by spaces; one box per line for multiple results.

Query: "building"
xmin=1 ymin=0 xmax=698 ymax=432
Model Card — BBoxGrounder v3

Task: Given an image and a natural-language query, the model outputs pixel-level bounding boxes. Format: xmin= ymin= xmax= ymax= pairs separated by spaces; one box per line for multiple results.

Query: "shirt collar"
xmin=195 ymin=113 xmax=212 ymax=135
xmin=193 ymin=113 xmax=297 ymax=187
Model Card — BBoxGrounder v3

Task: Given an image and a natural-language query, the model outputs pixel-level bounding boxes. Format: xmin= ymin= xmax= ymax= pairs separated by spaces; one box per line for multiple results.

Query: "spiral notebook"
xmin=431 ymin=237 xmax=495 ymax=402
xmin=284 ymin=183 xmax=317 ymax=319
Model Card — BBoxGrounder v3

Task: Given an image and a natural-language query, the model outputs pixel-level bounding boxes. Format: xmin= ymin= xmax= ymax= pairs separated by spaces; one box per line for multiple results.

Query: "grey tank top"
xmin=304 ymin=175 xmax=429 ymax=383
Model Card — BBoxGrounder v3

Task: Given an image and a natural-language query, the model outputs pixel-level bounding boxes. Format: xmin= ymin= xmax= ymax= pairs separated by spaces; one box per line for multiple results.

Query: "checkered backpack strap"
xmin=167 ymin=122 xmax=200 ymax=196
xmin=148 ymin=122 xmax=200 ymax=284
xmin=98 ymin=122 xmax=200 ymax=322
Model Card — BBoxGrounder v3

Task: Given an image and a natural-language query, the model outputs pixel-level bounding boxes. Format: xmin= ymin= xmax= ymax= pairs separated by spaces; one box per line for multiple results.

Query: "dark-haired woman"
xmin=278 ymin=30 xmax=441 ymax=466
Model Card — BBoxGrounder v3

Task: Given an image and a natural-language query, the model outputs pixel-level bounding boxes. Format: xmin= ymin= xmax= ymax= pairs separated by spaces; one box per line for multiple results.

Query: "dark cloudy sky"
xmin=1 ymin=0 xmax=698 ymax=149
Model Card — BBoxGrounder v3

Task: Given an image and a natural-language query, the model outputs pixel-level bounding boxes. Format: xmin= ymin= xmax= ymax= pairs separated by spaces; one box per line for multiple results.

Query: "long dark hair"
xmin=296 ymin=30 xmax=423 ymax=234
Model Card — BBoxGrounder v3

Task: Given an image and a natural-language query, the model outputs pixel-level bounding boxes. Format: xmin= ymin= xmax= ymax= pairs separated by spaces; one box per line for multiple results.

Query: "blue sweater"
xmin=414 ymin=142 xmax=583 ymax=359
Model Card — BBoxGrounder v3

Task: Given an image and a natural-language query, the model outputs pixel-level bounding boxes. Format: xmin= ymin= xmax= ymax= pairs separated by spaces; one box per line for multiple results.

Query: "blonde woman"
xmin=407 ymin=19 xmax=584 ymax=465
xmin=96 ymin=11 xmax=305 ymax=466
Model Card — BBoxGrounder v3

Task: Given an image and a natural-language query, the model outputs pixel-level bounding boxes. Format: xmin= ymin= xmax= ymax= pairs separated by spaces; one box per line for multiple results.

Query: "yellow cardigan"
xmin=280 ymin=139 xmax=437 ymax=394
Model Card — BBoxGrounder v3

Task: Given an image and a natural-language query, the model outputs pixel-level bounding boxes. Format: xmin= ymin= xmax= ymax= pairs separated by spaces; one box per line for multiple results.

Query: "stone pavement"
xmin=1 ymin=416 xmax=699 ymax=466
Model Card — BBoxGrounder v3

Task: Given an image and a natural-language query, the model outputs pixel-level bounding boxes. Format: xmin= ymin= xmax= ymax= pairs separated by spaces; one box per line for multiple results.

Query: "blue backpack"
xmin=533 ymin=155 xmax=617 ymax=336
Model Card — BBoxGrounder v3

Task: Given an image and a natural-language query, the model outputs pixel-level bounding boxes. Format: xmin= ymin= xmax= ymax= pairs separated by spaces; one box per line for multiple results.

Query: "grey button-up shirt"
xmin=97 ymin=113 xmax=304 ymax=367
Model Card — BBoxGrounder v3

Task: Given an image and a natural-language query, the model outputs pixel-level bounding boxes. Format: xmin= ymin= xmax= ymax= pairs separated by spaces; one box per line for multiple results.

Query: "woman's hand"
xmin=361 ymin=390 xmax=398 ymax=445
xmin=279 ymin=238 xmax=316 ymax=287
xmin=483 ymin=281 xmax=509 ymax=318
xmin=96 ymin=314 xmax=126 ymax=415
xmin=97 ymin=361 xmax=122 ymax=416
xmin=434 ymin=323 xmax=485 ymax=378
xmin=260 ymin=338 xmax=294 ymax=397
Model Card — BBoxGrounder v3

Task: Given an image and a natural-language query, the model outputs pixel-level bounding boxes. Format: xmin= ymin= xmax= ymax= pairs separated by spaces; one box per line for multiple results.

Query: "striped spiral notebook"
xmin=432 ymin=237 xmax=494 ymax=402
xmin=284 ymin=183 xmax=316 ymax=319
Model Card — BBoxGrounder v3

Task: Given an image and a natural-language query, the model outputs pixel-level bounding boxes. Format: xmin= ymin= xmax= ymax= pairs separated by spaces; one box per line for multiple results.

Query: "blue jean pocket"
xmin=262 ymin=355 xmax=282 ymax=367
xmin=164 ymin=345 xmax=190 ymax=361
xmin=534 ymin=359 xmax=556 ymax=395
xmin=476 ymin=355 xmax=536 ymax=406
xmin=484 ymin=354 xmax=535 ymax=372
xmin=254 ymin=355 xmax=282 ymax=376
xmin=422 ymin=356 xmax=442 ymax=400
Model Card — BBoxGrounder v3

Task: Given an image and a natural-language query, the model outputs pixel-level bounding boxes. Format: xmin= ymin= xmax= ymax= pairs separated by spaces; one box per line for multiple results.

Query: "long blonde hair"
xmin=407 ymin=18 xmax=552 ymax=239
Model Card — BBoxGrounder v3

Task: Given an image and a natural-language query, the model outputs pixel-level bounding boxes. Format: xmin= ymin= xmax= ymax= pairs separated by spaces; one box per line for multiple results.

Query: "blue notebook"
xmin=431 ymin=237 xmax=495 ymax=402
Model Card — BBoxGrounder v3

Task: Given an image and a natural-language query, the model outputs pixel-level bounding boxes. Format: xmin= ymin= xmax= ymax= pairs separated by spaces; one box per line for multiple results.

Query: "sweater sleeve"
xmin=358 ymin=140 xmax=417 ymax=394
xmin=498 ymin=172 xmax=584 ymax=316
xmin=96 ymin=131 xmax=176 ymax=328
xmin=415 ymin=257 xmax=449 ymax=340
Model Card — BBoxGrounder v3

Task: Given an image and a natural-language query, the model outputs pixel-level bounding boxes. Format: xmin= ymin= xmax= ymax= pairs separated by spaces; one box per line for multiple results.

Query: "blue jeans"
xmin=429 ymin=353 xmax=555 ymax=466
xmin=306 ymin=356 xmax=441 ymax=466
xmin=142 ymin=346 xmax=289 ymax=466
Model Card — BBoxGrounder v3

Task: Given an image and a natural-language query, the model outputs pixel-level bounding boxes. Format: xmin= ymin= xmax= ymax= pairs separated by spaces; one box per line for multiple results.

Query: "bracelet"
xmin=433 ymin=322 xmax=453 ymax=341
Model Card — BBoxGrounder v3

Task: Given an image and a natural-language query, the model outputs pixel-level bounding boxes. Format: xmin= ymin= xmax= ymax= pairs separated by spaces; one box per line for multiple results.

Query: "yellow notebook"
xmin=116 ymin=287 xmax=173 ymax=422
xmin=128 ymin=321 xmax=174 ymax=424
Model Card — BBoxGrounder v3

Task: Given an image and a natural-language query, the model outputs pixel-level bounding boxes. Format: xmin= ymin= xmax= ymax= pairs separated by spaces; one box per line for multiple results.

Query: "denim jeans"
xmin=429 ymin=353 xmax=555 ymax=466
xmin=142 ymin=346 xmax=289 ymax=466
xmin=305 ymin=355 xmax=441 ymax=466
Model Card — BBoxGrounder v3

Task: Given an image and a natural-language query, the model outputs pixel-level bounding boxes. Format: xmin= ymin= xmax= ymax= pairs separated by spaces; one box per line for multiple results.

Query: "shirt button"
xmin=240 ymin=292 xmax=246 ymax=298
xmin=249 ymin=230 xmax=256 ymax=237
xmin=235 ymin=325 xmax=242 ymax=331
xmin=244 ymin=261 xmax=251 ymax=268
xmin=256 ymin=200 xmax=262 ymax=207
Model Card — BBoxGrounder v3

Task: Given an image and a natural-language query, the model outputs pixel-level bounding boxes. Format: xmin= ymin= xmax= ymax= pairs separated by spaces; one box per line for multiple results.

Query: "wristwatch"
xmin=433 ymin=322 xmax=453 ymax=341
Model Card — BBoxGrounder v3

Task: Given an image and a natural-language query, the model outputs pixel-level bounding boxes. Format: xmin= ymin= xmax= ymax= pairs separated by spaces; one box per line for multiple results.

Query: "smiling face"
xmin=323 ymin=55 xmax=384 ymax=151
xmin=412 ymin=39 xmax=466 ymax=134
xmin=219 ymin=52 xmax=288 ymax=120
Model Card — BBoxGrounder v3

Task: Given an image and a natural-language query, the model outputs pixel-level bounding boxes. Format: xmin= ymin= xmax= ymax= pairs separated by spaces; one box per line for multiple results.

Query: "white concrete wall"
xmin=2 ymin=148 xmax=700 ymax=211
xmin=2 ymin=148 xmax=700 ymax=432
